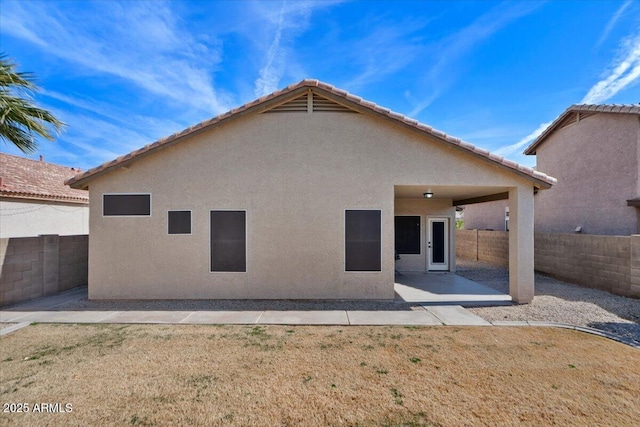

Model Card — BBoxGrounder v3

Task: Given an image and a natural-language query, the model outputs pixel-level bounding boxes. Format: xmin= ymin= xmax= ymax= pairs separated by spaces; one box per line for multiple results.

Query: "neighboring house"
xmin=461 ymin=199 xmax=510 ymax=231
xmin=0 ymin=153 xmax=89 ymax=238
xmin=66 ymin=80 xmax=555 ymax=303
xmin=463 ymin=104 xmax=639 ymax=236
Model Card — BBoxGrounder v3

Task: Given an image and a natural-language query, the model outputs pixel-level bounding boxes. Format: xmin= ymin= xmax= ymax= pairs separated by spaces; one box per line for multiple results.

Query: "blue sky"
xmin=1 ymin=0 xmax=639 ymax=170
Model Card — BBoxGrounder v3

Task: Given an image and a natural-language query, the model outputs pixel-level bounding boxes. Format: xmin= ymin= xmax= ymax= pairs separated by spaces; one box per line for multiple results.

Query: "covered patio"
xmin=394 ymin=184 xmax=536 ymax=303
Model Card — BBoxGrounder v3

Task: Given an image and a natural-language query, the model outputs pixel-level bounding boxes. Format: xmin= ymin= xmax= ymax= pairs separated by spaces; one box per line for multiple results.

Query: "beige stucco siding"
xmin=0 ymin=199 xmax=89 ymax=238
xmin=535 ymin=113 xmax=639 ymax=236
xmin=88 ymin=111 xmax=534 ymax=300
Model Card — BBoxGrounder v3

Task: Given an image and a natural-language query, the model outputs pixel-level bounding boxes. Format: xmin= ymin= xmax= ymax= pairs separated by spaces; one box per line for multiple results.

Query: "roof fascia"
xmin=312 ymin=87 xmax=553 ymax=189
xmin=68 ymin=86 xmax=312 ymax=189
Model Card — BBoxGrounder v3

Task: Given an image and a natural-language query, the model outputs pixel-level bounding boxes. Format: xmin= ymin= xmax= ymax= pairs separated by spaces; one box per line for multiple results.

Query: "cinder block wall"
xmin=455 ymin=229 xmax=478 ymax=260
xmin=0 ymin=235 xmax=88 ymax=307
xmin=535 ymin=233 xmax=633 ymax=297
xmin=455 ymin=230 xmax=639 ymax=298
xmin=478 ymin=230 xmax=509 ymax=267
xmin=59 ymin=236 xmax=89 ymax=292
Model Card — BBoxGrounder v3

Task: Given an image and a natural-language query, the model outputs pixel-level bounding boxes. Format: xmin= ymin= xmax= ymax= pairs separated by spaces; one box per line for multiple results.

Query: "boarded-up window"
xmin=345 ymin=210 xmax=381 ymax=272
xmin=103 ymin=194 xmax=150 ymax=216
xmin=395 ymin=216 xmax=420 ymax=254
xmin=168 ymin=211 xmax=191 ymax=234
xmin=210 ymin=211 xmax=246 ymax=272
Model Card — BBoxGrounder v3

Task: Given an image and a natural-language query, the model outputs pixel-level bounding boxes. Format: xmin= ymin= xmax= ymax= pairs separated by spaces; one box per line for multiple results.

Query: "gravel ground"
xmin=457 ymin=260 xmax=640 ymax=345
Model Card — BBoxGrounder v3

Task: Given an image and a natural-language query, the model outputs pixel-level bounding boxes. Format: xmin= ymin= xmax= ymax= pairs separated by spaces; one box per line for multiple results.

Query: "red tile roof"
xmin=524 ymin=103 xmax=640 ymax=155
xmin=0 ymin=153 xmax=88 ymax=204
xmin=66 ymin=79 xmax=557 ymax=189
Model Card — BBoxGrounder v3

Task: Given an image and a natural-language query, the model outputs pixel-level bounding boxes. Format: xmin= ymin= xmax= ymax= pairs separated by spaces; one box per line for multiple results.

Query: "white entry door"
xmin=427 ymin=217 xmax=449 ymax=271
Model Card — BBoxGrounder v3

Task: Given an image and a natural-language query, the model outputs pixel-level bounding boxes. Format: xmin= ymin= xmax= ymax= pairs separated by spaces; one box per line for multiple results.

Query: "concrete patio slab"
xmin=180 ymin=311 xmax=263 ymax=324
xmin=395 ymin=273 xmax=512 ymax=304
xmin=259 ymin=310 xmax=349 ymax=325
xmin=347 ymin=310 xmax=442 ymax=326
xmin=424 ymin=305 xmax=491 ymax=326
xmin=100 ymin=311 xmax=194 ymax=324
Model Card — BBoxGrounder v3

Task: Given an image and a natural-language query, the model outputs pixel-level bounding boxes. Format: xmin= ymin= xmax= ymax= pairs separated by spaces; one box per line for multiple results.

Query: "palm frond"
xmin=0 ymin=53 xmax=65 ymax=154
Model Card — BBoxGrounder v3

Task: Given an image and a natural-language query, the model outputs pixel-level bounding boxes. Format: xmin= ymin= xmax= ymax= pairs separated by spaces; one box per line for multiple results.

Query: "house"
xmin=0 ymin=153 xmax=89 ymax=238
xmin=66 ymin=80 xmax=555 ymax=303
xmin=463 ymin=104 xmax=640 ymax=236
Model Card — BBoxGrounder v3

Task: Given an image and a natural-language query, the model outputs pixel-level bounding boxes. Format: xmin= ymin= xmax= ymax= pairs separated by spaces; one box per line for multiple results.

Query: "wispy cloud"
xmin=493 ymin=122 xmax=552 ymax=157
xmin=342 ymin=18 xmax=428 ymax=90
xmin=408 ymin=1 xmax=544 ymax=117
xmin=595 ymin=0 xmax=632 ymax=49
xmin=2 ymin=1 xmax=230 ymax=115
xmin=253 ymin=1 xmax=338 ymax=96
xmin=42 ymin=90 xmax=188 ymax=141
xmin=582 ymin=31 xmax=640 ymax=103
xmin=255 ymin=2 xmax=290 ymax=96
xmin=497 ymin=22 xmax=640 ymax=162
xmin=50 ymin=108 xmax=155 ymax=168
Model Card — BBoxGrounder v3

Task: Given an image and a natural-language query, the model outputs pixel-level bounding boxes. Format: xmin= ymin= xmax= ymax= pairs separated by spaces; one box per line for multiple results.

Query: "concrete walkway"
xmin=0 ymin=286 xmax=491 ymax=333
xmin=2 ymin=287 xmax=637 ymax=348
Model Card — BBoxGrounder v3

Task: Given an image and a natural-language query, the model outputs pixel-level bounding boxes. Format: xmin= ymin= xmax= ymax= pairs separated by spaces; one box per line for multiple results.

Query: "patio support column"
xmin=508 ymin=186 xmax=534 ymax=303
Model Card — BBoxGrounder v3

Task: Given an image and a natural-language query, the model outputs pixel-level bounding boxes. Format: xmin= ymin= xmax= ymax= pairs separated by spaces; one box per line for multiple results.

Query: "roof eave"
xmin=309 ymin=87 xmax=555 ymax=189
xmin=67 ymin=85 xmax=314 ymax=190
xmin=523 ymin=109 xmax=574 ymax=155
xmin=67 ymin=79 xmax=556 ymax=190
xmin=0 ymin=192 xmax=89 ymax=205
xmin=524 ymin=104 xmax=640 ymax=155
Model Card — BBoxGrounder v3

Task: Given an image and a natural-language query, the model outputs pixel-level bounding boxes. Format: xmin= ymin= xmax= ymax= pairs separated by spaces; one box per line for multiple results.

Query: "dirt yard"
xmin=1 ymin=324 xmax=638 ymax=426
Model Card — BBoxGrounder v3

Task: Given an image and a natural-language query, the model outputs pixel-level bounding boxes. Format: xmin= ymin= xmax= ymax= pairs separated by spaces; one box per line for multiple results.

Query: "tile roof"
xmin=0 ymin=153 xmax=88 ymax=204
xmin=66 ymin=79 xmax=557 ymax=189
xmin=524 ymin=103 xmax=640 ymax=155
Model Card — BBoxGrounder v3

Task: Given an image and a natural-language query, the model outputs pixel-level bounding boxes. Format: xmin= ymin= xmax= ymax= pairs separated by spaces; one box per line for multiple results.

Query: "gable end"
xmin=264 ymin=90 xmax=357 ymax=114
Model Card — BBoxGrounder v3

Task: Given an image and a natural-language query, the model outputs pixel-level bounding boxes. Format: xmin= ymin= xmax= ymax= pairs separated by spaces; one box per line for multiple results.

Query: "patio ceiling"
xmin=394 ymin=185 xmax=509 ymax=205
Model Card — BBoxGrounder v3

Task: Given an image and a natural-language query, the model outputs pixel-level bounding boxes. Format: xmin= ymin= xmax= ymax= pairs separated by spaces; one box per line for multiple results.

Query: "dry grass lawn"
xmin=1 ymin=324 xmax=638 ymax=426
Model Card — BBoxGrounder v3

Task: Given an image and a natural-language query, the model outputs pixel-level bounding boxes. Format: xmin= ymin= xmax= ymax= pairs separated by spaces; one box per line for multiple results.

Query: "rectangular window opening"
xmin=168 ymin=210 xmax=191 ymax=234
xmin=103 ymin=194 xmax=151 ymax=216
xmin=395 ymin=216 xmax=420 ymax=254
xmin=345 ymin=210 xmax=381 ymax=272
xmin=210 ymin=211 xmax=246 ymax=272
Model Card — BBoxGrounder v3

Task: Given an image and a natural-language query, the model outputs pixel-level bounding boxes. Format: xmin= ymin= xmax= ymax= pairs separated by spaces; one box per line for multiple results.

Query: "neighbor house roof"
xmin=0 ymin=153 xmax=88 ymax=204
xmin=524 ymin=104 xmax=640 ymax=155
xmin=66 ymin=79 xmax=557 ymax=190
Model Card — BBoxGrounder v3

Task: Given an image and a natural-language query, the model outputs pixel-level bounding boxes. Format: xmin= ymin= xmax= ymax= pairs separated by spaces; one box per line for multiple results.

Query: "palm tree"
xmin=0 ymin=53 xmax=65 ymax=154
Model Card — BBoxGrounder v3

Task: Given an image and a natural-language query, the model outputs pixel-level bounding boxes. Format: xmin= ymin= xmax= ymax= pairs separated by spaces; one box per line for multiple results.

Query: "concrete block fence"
xmin=455 ymin=229 xmax=509 ymax=267
xmin=0 ymin=235 xmax=88 ymax=307
xmin=456 ymin=230 xmax=639 ymax=298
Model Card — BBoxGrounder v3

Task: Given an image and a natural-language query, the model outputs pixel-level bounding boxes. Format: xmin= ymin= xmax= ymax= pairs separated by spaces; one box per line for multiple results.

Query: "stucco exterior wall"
xmin=534 ymin=113 xmax=639 ymax=236
xmin=88 ymin=110 xmax=535 ymax=300
xmin=393 ymin=198 xmax=455 ymax=272
xmin=461 ymin=199 xmax=509 ymax=231
xmin=0 ymin=199 xmax=89 ymax=238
